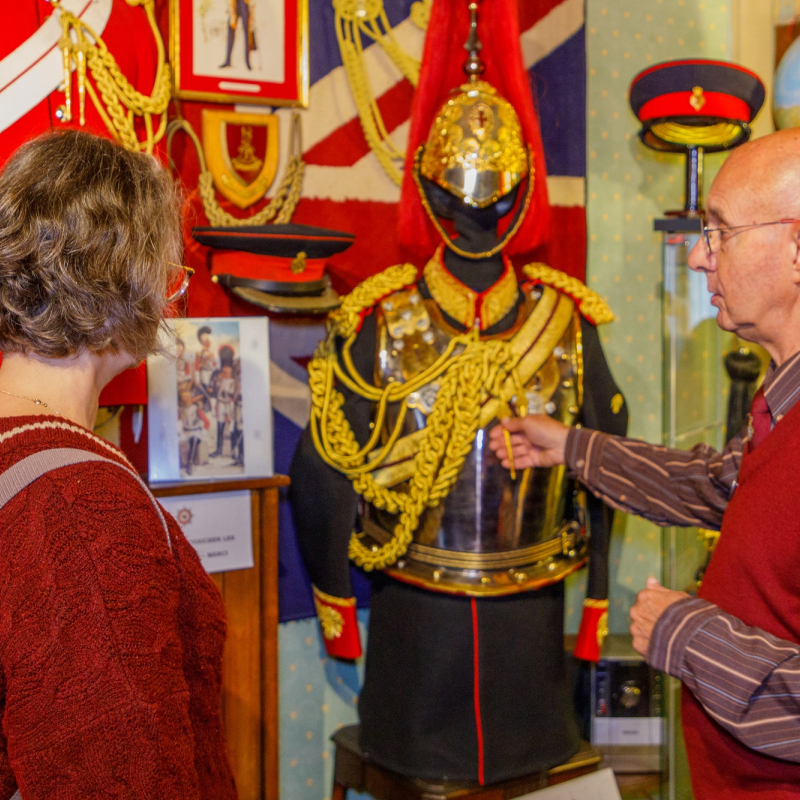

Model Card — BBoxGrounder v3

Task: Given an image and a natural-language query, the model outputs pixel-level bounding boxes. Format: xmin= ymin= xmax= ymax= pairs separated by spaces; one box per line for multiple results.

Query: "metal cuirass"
xmin=358 ymin=282 xmax=588 ymax=596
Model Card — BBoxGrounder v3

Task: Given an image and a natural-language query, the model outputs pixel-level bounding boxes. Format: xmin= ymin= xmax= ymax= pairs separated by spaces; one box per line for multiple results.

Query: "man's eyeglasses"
xmin=702 ymin=219 xmax=800 ymax=256
xmin=166 ymin=262 xmax=195 ymax=303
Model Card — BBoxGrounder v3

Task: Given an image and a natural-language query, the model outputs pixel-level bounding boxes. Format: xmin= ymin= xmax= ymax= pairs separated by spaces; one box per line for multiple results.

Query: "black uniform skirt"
xmin=357 ymin=573 xmax=581 ymax=784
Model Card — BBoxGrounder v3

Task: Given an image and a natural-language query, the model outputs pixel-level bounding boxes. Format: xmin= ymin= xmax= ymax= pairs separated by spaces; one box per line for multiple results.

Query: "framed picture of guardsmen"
xmin=170 ymin=0 xmax=308 ymax=106
xmin=147 ymin=317 xmax=273 ymax=482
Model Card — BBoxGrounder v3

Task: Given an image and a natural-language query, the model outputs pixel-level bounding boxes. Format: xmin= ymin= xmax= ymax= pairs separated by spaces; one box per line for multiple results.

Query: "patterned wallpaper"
xmin=278 ymin=2 xmax=742 ymax=798
xmin=568 ymin=0 xmax=734 ymax=634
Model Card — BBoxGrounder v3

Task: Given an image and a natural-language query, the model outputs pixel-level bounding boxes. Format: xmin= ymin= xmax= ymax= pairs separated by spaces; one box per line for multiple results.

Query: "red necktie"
xmin=748 ymin=386 xmax=771 ymax=452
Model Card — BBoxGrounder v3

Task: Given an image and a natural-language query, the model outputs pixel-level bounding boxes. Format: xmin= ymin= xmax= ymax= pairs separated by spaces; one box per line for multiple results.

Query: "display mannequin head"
xmin=421 ymin=178 xmax=520 ymax=290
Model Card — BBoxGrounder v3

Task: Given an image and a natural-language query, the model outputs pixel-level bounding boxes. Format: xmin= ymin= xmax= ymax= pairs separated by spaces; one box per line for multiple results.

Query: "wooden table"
xmin=152 ymin=475 xmax=289 ymax=800
xmin=615 ymin=771 xmax=662 ymax=799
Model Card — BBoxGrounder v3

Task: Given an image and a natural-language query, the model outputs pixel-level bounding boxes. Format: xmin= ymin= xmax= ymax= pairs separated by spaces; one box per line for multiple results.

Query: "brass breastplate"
xmin=358 ymin=283 xmax=587 ymax=596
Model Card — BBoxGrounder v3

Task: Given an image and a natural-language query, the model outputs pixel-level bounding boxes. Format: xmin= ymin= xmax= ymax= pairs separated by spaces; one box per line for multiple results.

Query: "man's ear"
xmin=791 ymin=223 xmax=800 ymax=285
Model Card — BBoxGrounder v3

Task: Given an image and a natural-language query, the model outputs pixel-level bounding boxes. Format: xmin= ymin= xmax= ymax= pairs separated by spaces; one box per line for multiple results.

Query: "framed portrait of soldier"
xmin=147 ymin=317 xmax=273 ymax=482
xmin=169 ymin=0 xmax=308 ymax=106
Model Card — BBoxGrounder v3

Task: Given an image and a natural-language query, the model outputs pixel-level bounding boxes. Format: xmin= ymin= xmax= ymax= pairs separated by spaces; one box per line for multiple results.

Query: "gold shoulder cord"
xmin=522 ymin=263 xmax=615 ymax=325
xmin=166 ymin=115 xmax=305 ymax=226
xmin=52 ymin=0 xmax=171 ymax=154
xmin=310 ymin=264 xmax=563 ymax=572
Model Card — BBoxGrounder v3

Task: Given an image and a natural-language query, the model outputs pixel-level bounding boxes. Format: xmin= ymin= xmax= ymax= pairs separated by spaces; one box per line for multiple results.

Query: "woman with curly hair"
xmin=0 ymin=130 xmax=237 ymax=799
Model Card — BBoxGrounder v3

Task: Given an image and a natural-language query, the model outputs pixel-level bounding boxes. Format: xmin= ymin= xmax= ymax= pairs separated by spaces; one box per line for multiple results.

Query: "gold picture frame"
xmin=170 ymin=0 xmax=308 ymax=107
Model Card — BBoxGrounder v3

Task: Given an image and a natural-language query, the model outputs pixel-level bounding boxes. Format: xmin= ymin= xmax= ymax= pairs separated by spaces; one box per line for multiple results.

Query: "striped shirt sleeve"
xmin=649 ymin=597 xmax=800 ymax=762
xmin=564 ymin=427 xmax=743 ymax=529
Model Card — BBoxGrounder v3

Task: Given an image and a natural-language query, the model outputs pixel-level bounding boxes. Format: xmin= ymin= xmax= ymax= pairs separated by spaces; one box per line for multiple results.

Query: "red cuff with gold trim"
xmin=574 ymin=599 xmax=609 ymax=662
xmin=312 ymin=586 xmax=362 ymax=659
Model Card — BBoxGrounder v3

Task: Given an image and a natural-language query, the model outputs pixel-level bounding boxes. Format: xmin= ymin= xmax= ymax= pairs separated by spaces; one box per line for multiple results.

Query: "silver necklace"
xmin=0 ymin=388 xmax=63 ymax=417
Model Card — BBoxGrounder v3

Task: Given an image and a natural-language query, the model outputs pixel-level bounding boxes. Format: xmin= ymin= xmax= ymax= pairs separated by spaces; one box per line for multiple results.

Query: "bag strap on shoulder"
xmin=0 ymin=448 xmax=173 ymax=800
xmin=0 ymin=447 xmax=171 ymax=551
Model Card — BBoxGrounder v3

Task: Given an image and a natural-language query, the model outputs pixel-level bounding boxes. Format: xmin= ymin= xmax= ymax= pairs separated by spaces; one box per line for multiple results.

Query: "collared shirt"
xmin=565 ymin=350 xmax=800 ymax=530
xmin=648 ymin=597 xmax=800 ymax=763
xmin=563 ymin=350 xmax=800 ymax=761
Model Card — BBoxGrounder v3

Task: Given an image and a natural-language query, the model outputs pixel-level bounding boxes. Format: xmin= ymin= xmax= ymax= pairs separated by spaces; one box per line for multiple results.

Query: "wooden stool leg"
xmin=331 ymin=781 xmax=347 ymax=800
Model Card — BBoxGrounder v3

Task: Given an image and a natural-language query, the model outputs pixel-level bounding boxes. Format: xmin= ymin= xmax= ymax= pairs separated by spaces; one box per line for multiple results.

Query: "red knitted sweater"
xmin=685 ymin=396 xmax=800 ymax=800
xmin=0 ymin=416 xmax=237 ymax=799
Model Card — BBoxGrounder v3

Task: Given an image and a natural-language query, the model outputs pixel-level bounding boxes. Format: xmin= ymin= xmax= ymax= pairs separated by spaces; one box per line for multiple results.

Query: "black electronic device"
xmin=589 ymin=636 xmax=664 ymax=773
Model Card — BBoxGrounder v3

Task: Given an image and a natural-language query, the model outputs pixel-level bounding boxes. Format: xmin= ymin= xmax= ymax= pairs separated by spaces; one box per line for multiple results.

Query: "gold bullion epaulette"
xmin=328 ymin=263 xmax=419 ymax=338
xmin=522 ymin=263 xmax=614 ymax=325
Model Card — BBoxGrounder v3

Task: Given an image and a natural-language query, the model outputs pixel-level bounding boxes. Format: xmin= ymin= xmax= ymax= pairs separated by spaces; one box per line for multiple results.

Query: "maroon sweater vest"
xmin=685 ymin=399 xmax=800 ymax=799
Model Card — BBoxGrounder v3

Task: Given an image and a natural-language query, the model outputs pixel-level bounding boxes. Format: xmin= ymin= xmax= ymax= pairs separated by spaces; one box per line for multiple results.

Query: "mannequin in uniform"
xmin=290 ymin=0 xmax=627 ymax=784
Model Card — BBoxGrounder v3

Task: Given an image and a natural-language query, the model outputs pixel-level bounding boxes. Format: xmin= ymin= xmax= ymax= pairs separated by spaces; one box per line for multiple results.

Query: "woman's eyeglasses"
xmin=166 ymin=262 xmax=195 ymax=303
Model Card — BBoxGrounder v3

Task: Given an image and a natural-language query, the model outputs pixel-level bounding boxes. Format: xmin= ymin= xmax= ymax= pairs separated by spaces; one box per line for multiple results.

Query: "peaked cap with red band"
xmin=192 ymin=223 xmax=355 ymax=313
xmin=399 ymin=0 xmax=550 ymax=257
xmin=629 ymin=59 xmax=765 ymax=153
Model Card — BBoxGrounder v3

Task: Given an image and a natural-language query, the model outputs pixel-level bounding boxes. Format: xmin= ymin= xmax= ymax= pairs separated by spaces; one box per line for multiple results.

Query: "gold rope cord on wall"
xmin=51 ymin=0 xmax=171 ymax=154
xmin=333 ymin=0 xmax=430 ymax=186
xmin=166 ymin=115 xmax=305 ymax=226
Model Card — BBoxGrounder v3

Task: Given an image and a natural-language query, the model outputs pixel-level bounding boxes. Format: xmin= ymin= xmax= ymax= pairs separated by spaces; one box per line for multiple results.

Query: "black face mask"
xmin=422 ymin=180 xmax=520 ymax=229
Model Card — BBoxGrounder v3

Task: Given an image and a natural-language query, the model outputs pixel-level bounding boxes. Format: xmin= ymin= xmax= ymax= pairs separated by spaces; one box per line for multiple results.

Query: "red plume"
xmin=398 ymin=0 xmax=551 ymax=258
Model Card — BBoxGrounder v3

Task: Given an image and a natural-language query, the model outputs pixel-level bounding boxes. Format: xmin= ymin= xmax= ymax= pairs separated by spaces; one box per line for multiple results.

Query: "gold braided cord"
xmin=522 ymin=263 xmax=615 ymax=325
xmin=336 ymin=333 xmax=463 ymax=402
xmin=309 ymin=266 xmax=534 ymax=571
xmin=649 ymin=121 xmax=743 ymax=149
xmin=333 ymin=0 xmax=425 ymax=186
xmin=166 ymin=116 xmax=305 ymax=226
xmin=53 ymin=0 xmax=170 ymax=154
xmin=197 ymin=159 xmax=304 ymax=226
xmin=328 ymin=263 xmax=418 ymax=338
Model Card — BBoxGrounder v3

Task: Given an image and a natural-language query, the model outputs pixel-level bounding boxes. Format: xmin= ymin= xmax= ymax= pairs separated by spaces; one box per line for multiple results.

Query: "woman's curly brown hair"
xmin=0 ymin=130 xmax=182 ymax=361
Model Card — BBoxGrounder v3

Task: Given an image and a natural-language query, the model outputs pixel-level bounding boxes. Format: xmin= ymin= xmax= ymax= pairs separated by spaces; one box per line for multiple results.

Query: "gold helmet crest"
xmin=418 ymin=79 xmax=529 ymax=209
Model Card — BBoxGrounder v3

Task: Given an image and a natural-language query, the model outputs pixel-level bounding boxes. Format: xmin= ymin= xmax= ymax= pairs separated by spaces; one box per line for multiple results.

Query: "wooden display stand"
xmin=331 ymin=724 xmax=602 ymax=800
xmin=151 ymin=476 xmax=289 ymax=800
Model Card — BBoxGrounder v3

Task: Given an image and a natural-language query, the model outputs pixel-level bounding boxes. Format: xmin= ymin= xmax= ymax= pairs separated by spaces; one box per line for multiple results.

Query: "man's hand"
xmin=630 ymin=577 xmax=690 ymax=658
xmin=487 ymin=415 xmax=570 ymax=469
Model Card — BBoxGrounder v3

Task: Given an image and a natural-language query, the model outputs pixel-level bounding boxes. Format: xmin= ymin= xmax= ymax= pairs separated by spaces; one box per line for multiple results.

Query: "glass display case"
xmin=657 ymin=217 xmax=727 ymax=800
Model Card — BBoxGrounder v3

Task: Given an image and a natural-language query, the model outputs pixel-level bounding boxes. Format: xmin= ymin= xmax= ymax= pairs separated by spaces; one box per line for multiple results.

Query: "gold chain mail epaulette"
xmin=329 ymin=263 xmax=419 ymax=338
xmin=522 ymin=263 xmax=614 ymax=325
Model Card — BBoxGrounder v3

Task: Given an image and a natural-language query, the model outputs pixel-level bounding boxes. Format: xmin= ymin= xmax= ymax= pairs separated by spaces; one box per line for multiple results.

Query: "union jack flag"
xmin=273 ymin=0 xmax=588 ymax=621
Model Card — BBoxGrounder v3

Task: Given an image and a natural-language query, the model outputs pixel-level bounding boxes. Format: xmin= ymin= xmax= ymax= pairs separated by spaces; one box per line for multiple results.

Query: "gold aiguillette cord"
xmin=502 ymin=428 xmax=516 ymax=480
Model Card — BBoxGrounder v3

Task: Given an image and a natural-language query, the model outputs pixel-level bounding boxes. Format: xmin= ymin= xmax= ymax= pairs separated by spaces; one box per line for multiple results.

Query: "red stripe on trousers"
xmin=471 ymin=597 xmax=485 ymax=785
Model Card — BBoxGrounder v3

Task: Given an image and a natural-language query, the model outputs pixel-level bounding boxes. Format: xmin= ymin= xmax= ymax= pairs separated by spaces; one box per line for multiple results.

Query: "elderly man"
xmin=489 ymin=128 xmax=800 ymax=800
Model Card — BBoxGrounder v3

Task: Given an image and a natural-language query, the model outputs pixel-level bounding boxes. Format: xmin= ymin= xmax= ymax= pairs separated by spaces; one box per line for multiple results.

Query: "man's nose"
xmin=687 ymin=236 xmax=711 ymax=272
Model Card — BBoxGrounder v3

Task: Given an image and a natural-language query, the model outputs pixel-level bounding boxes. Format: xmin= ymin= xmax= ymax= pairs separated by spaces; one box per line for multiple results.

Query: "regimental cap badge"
xmin=689 ymin=86 xmax=706 ymax=111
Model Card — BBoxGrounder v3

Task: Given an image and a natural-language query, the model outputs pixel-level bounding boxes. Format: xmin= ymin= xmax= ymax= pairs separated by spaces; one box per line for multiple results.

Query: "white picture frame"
xmin=147 ymin=316 xmax=273 ymax=482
